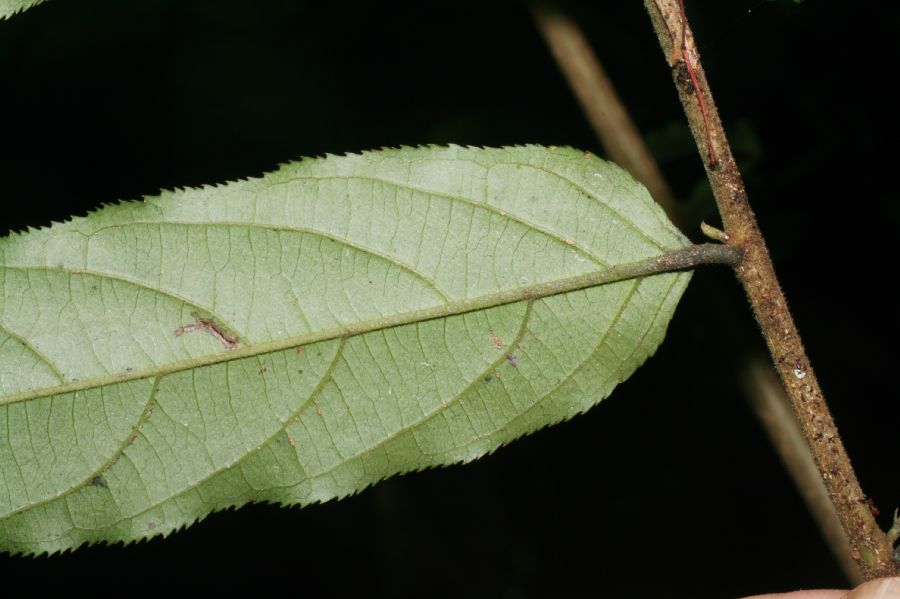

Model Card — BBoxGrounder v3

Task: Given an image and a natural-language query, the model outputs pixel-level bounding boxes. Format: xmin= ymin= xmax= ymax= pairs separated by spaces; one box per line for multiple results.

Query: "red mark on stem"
xmin=176 ymin=312 xmax=240 ymax=350
xmin=675 ymin=0 xmax=718 ymax=169
xmin=863 ymin=497 xmax=880 ymax=517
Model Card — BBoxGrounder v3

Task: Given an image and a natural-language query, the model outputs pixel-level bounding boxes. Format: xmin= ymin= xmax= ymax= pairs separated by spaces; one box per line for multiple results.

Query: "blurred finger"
xmin=741 ymin=578 xmax=900 ymax=599
xmin=846 ymin=577 xmax=900 ymax=599
xmin=741 ymin=590 xmax=846 ymax=599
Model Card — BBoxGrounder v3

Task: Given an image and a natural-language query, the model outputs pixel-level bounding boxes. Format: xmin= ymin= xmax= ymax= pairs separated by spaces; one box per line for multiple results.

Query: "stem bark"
xmin=644 ymin=0 xmax=898 ymax=578
xmin=533 ymin=4 xmax=864 ymax=582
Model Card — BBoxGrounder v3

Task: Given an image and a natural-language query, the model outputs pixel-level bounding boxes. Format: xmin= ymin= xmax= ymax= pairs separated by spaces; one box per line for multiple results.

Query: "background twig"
xmin=532 ymin=3 xmax=678 ymax=219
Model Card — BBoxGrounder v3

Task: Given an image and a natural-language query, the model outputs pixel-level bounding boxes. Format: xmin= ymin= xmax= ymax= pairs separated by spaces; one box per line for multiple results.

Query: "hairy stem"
xmin=644 ymin=0 xmax=898 ymax=578
xmin=533 ymin=4 xmax=863 ymax=583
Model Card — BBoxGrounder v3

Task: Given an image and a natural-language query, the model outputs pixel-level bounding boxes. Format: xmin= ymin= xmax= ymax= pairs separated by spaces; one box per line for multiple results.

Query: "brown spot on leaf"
xmin=490 ymin=330 xmax=504 ymax=349
xmin=176 ymin=312 xmax=239 ymax=350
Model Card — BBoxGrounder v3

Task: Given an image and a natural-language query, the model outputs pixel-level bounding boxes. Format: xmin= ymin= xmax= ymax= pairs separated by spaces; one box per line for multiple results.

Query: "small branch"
xmin=532 ymin=4 xmax=679 ymax=219
xmin=887 ymin=510 xmax=900 ymax=547
xmin=644 ymin=0 xmax=898 ymax=578
xmin=532 ymin=5 xmax=866 ymax=581
xmin=742 ymin=358 xmax=863 ymax=585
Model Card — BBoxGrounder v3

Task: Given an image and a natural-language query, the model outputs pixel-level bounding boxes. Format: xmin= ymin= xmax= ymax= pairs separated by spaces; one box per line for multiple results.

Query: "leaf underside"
xmin=0 ymin=145 xmax=690 ymax=555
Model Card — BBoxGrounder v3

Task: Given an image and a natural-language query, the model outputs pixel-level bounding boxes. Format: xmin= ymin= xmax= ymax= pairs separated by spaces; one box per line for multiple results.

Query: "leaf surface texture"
xmin=0 ymin=146 xmax=690 ymax=553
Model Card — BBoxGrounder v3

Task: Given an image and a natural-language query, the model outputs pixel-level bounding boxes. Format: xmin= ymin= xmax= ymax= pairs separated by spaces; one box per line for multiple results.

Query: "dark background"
xmin=1 ymin=1 xmax=898 ymax=596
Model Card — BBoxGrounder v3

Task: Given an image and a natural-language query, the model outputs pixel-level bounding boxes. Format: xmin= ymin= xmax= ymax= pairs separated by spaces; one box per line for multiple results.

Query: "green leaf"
xmin=0 ymin=145 xmax=690 ymax=554
xmin=0 ymin=0 xmax=45 ymax=20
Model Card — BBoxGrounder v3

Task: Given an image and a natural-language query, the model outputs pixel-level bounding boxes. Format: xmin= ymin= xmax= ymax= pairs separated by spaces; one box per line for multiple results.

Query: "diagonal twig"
xmin=532 ymin=4 xmax=864 ymax=583
xmin=644 ymin=0 xmax=898 ymax=579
